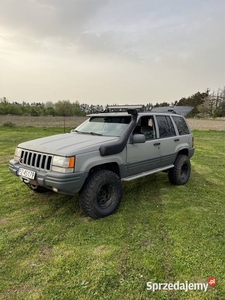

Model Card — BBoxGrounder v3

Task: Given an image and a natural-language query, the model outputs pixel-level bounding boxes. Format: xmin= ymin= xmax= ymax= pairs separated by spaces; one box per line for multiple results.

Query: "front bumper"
xmin=9 ymin=159 xmax=87 ymax=195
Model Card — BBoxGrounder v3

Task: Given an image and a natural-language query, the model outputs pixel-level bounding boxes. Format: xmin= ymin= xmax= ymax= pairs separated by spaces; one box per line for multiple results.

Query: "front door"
xmin=126 ymin=115 xmax=161 ymax=176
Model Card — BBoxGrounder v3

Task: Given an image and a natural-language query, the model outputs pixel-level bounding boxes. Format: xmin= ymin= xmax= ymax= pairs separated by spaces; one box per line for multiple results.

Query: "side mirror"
xmin=132 ymin=134 xmax=146 ymax=144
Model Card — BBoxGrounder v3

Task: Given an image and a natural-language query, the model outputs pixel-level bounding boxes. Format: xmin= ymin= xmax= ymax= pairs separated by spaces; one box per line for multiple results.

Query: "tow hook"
xmin=22 ymin=178 xmax=30 ymax=184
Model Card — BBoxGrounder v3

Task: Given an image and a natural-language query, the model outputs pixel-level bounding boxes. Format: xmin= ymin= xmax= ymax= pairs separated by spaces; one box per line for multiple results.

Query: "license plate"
xmin=18 ymin=168 xmax=36 ymax=180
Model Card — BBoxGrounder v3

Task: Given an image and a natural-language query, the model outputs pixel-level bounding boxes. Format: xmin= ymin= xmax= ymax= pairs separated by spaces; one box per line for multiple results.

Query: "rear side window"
xmin=172 ymin=116 xmax=190 ymax=135
xmin=156 ymin=116 xmax=176 ymax=138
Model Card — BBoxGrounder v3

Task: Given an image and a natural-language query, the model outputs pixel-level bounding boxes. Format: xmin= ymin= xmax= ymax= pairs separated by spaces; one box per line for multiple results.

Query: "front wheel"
xmin=168 ymin=154 xmax=191 ymax=185
xmin=79 ymin=170 xmax=122 ymax=219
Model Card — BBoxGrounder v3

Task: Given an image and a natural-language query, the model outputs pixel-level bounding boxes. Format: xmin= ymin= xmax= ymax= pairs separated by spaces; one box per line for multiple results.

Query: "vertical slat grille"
xmin=20 ymin=150 xmax=52 ymax=171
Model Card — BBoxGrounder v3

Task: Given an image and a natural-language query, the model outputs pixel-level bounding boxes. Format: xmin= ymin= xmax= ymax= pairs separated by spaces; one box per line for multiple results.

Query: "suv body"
xmin=9 ymin=106 xmax=195 ymax=218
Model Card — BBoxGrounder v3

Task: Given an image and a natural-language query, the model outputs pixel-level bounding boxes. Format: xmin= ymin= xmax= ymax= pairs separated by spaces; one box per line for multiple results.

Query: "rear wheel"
xmin=79 ymin=170 xmax=122 ymax=219
xmin=168 ymin=154 xmax=191 ymax=185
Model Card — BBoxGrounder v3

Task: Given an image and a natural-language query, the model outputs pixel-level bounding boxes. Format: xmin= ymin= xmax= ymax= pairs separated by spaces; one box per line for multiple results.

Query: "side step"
xmin=122 ymin=165 xmax=174 ymax=182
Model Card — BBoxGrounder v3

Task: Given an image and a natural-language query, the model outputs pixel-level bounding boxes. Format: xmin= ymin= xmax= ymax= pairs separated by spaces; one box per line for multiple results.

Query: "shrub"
xmin=3 ymin=121 xmax=16 ymax=127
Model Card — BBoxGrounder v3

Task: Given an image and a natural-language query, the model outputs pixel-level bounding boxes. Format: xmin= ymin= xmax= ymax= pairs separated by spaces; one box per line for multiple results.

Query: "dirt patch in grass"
xmin=1 ymin=115 xmax=224 ymax=130
xmin=188 ymin=118 xmax=225 ymax=131
xmin=0 ymin=115 xmax=87 ymax=128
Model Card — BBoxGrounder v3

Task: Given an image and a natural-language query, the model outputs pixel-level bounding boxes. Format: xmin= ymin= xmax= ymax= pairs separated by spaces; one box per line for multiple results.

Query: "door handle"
xmin=154 ymin=142 xmax=160 ymax=146
xmin=174 ymin=139 xmax=180 ymax=142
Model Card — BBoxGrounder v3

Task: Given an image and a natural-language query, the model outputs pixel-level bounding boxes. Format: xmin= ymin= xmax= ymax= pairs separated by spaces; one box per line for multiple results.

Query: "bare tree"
xmin=55 ymin=100 xmax=73 ymax=132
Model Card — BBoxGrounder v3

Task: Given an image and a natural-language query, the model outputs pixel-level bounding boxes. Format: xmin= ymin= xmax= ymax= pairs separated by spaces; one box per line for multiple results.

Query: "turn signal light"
xmin=68 ymin=156 xmax=75 ymax=168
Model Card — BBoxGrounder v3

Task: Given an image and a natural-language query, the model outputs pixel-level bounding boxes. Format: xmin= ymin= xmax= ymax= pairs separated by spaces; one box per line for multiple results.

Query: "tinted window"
xmin=172 ymin=116 xmax=190 ymax=135
xmin=156 ymin=116 xmax=176 ymax=138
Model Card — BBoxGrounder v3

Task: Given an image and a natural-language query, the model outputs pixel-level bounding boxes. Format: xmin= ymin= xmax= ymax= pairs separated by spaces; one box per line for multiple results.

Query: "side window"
xmin=156 ymin=116 xmax=176 ymax=138
xmin=133 ymin=116 xmax=156 ymax=140
xmin=172 ymin=116 xmax=190 ymax=135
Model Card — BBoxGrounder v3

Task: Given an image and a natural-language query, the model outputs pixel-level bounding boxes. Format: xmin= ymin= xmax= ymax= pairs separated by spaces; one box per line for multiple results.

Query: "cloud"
xmin=0 ymin=0 xmax=224 ymax=104
xmin=0 ymin=0 xmax=108 ymax=39
xmin=1 ymin=0 xmax=224 ymax=62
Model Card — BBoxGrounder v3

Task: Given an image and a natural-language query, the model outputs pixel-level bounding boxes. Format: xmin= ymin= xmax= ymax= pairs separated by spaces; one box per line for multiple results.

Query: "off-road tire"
xmin=168 ymin=154 xmax=191 ymax=185
xmin=79 ymin=170 xmax=122 ymax=219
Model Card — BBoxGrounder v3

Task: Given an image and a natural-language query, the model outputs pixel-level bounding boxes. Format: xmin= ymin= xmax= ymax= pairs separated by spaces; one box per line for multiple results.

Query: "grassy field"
xmin=0 ymin=127 xmax=225 ymax=299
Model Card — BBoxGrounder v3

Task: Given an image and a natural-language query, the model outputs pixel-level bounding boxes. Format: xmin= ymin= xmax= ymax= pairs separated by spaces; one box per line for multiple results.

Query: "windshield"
xmin=75 ymin=116 xmax=131 ymax=137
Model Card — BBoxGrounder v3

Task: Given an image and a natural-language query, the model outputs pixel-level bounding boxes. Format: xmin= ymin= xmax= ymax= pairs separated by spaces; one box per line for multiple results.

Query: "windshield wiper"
xmin=73 ymin=130 xmax=83 ymax=134
xmin=89 ymin=132 xmax=103 ymax=136
xmin=73 ymin=130 xmax=102 ymax=136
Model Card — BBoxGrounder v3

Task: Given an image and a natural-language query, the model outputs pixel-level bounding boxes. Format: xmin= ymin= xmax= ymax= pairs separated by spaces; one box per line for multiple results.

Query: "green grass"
xmin=0 ymin=127 xmax=225 ymax=300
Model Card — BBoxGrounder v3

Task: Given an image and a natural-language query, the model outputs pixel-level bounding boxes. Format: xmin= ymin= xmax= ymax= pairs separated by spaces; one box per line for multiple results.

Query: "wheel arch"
xmin=177 ymin=148 xmax=189 ymax=157
xmin=88 ymin=162 xmax=120 ymax=177
xmin=80 ymin=162 xmax=120 ymax=193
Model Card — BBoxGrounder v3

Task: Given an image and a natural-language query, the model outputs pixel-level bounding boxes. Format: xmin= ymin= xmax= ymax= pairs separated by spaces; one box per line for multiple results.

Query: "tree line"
xmin=0 ymin=87 xmax=224 ymax=118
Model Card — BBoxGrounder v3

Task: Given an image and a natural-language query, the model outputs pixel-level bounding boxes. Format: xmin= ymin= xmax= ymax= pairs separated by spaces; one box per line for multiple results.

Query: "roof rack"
xmin=106 ymin=105 xmax=144 ymax=113
xmin=104 ymin=105 xmax=193 ymax=117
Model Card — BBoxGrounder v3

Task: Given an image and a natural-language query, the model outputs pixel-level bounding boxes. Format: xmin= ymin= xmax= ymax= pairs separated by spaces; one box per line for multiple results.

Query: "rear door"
xmin=154 ymin=115 xmax=178 ymax=167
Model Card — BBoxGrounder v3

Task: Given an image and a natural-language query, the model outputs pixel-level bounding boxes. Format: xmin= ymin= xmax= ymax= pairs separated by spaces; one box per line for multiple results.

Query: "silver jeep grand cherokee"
xmin=9 ymin=105 xmax=195 ymax=219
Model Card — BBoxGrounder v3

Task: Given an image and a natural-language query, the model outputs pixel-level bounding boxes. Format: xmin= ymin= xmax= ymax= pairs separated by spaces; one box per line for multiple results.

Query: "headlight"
xmin=52 ymin=156 xmax=75 ymax=173
xmin=14 ymin=147 xmax=22 ymax=161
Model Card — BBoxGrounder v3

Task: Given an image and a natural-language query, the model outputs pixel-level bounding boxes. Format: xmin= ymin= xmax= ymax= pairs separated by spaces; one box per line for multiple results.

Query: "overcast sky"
xmin=0 ymin=0 xmax=225 ymax=105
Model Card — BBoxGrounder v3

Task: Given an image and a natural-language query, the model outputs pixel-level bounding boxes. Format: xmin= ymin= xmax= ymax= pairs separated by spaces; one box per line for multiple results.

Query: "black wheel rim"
xmin=180 ymin=163 xmax=189 ymax=180
xmin=97 ymin=184 xmax=113 ymax=208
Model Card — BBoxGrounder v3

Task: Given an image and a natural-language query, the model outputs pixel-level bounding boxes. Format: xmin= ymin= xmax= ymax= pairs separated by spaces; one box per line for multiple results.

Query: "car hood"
xmin=18 ymin=133 xmax=118 ymax=156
